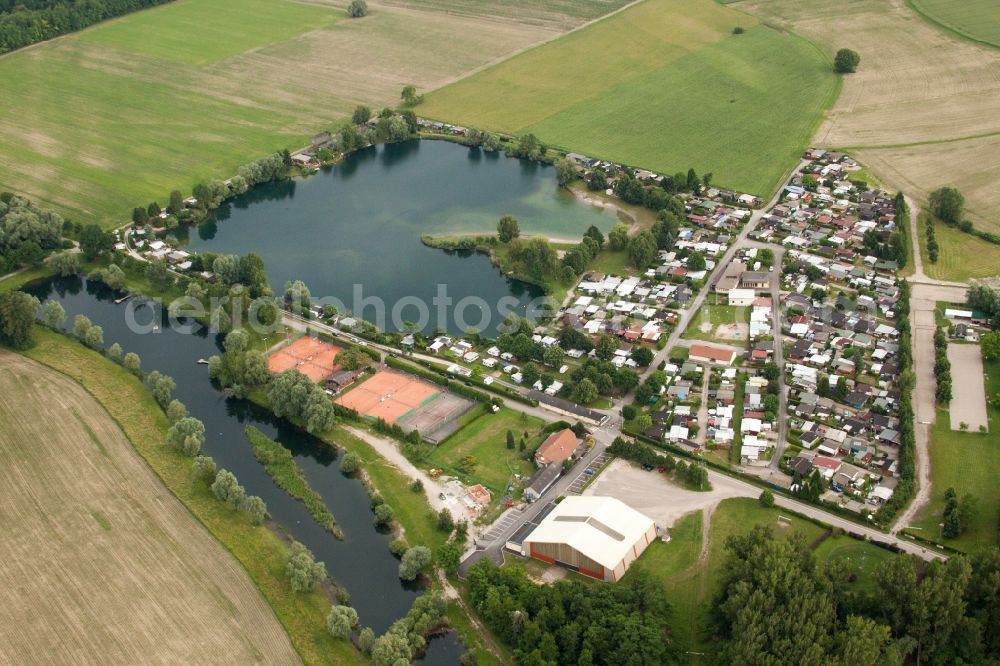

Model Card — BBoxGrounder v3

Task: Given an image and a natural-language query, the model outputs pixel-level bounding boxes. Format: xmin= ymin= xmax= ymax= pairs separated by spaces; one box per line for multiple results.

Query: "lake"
xmin=180 ymin=139 xmax=618 ymax=336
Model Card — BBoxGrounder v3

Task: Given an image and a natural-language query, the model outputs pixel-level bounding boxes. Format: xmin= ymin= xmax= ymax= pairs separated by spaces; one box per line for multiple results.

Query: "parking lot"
xmin=565 ymin=452 xmax=612 ymax=495
xmin=583 ymin=458 xmax=752 ymax=527
xmin=479 ymin=509 xmax=524 ymax=544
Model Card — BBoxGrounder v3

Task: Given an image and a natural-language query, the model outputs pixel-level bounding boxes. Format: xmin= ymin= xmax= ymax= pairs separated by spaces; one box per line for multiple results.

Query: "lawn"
xmin=587 ymin=249 xmax=634 ymax=276
xmin=20 ymin=328 xmax=356 ymax=665
xmin=812 ymin=538 xmax=894 ymax=592
xmin=425 ymin=407 xmax=546 ymax=498
xmin=913 ymin=359 xmax=1000 ymax=552
xmin=917 ymin=211 xmax=1000 ymax=282
xmin=0 ymin=0 xmax=564 ymax=228
xmin=0 ymin=264 xmax=57 ymax=294
xmin=422 ymin=0 xmax=838 ymax=196
xmin=910 ymin=0 xmax=1000 ymax=49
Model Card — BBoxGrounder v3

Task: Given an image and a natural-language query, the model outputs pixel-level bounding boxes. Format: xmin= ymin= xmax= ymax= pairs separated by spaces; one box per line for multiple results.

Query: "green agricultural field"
xmin=913 ymin=358 xmax=1000 ymax=552
xmin=910 ymin=0 xmax=1000 ymax=49
xmin=386 ymin=0 xmax=632 ymax=27
xmin=0 ymin=0 xmax=573 ymax=228
xmin=422 ymin=0 xmax=839 ymax=196
xmin=77 ymin=0 xmax=338 ymax=65
xmin=425 ymin=407 xmax=546 ymax=498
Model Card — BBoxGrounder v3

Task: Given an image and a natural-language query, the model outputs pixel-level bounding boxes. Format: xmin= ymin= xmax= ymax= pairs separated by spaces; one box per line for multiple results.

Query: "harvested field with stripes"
xmin=0 ymin=351 xmax=295 ymax=664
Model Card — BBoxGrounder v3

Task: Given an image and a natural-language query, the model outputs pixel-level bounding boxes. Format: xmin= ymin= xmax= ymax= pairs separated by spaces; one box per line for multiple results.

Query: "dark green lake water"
xmin=180 ymin=140 xmax=617 ymax=336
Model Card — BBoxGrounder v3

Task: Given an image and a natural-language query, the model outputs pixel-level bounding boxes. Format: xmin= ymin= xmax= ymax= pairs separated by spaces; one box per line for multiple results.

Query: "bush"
xmin=759 ymin=489 xmax=775 ymax=508
xmin=373 ymin=503 xmax=394 ymax=528
xmin=347 ymin=0 xmax=367 ymax=18
xmin=285 ymin=541 xmax=327 ymax=593
xmin=340 ymin=452 xmax=361 ymax=475
xmin=327 ymin=605 xmax=359 ymax=640
xmin=834 ymin=48 xmax=860 ymax=73
xmin=192 ymin=455 xmax=218 ymax=482
xmin=437 ymin=508 xmax=455 ymax=533
xmin=389 ymin=538 xmax=409 ymax=557
xmin=398 ymin=546 xmax=432 ymax=581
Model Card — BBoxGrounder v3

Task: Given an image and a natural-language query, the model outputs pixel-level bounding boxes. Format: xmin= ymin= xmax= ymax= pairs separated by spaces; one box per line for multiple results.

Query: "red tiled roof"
xmin=812 ymin=456 xmax=842 ymax=471
xmin=535 ymin=429 xmax=579 ymax=465
xmin=688 ymin=344 xmax=736 ymax=364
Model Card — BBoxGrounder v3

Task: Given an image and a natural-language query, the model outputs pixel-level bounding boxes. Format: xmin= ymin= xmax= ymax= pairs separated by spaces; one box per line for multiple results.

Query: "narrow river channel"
xmin=26 ymin=276 xmax=464 ymax=663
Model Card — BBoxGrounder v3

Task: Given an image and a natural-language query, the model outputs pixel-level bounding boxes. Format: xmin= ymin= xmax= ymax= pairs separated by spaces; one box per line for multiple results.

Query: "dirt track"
xmin=892 ymin=281 xmax=969 ymax=533
xmin=0 ymin=352 xmax=297 ymax=665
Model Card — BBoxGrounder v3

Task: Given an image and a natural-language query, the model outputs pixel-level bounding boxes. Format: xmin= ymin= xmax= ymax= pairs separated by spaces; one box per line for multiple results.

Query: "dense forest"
xmin=467 ymin=559 xmax=675 ymax=665
xmin=714 ymin=528 xmax=1000 ymax=665
xmin=0 ymin=0 xmax=174 ymax=54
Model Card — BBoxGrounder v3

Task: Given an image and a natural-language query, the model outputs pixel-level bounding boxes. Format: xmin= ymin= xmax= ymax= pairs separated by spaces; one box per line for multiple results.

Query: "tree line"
xmin=929 ymin=186 xmax=1000 ymax=246
xmin=0 ymin=0 xmax=174 ymax=54
xmin=933 ymin=325 xmax=952 ymax=404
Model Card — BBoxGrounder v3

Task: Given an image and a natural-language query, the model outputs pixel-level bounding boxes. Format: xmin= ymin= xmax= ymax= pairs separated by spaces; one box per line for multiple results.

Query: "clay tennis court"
xmin=336 ymin=369 xmax=441 ymax=424
xmin=268 ymin=336 xmax=342 ymax=383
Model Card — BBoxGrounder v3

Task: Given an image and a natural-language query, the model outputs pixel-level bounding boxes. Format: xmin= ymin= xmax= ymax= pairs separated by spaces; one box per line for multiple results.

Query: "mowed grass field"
xmin=421 ymin=0 xmax=839 ymax=196
xmin=0 ymin=350 xmax=297 ymax=664
xmin=426 ymin=407 xmax=546 ymax=497
xmin=910 ymin=0 xmax=1000 ymax=49
xmin=0 ymin=0 xmax=589 ymax=228
xmin=913 ymin=358 xmax=1000 ymax=552
xmin=916 ymin=212 xmax=1000 ymax=282
xmin=381 ymin=0 xmax=632 ymax=28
